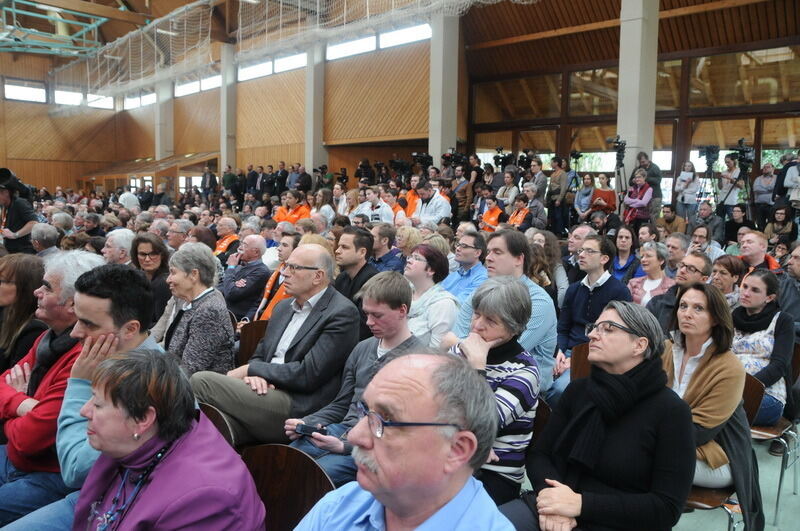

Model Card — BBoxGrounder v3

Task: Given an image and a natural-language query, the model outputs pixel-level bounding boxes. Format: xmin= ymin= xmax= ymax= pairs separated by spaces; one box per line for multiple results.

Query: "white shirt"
xmin=271 ymin=288 xmax=327 ymax=365
xmin=580 ymin=270 xmax=611 ymax=291
xmin=414 ymin=191 xmax=452 ymax=225
xmin=180 ymin=287 xmax=215 ymax=311
xmin=352 ymin=200 xmax=394 ymax=223
xmin=670 ymin=335 xmax=714 ymax=398
xmin=640 ymin=277 xmax=662 ymax=306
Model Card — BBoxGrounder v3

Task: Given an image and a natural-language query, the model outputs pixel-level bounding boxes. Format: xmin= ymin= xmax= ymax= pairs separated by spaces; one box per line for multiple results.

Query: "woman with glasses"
xmin=627 ymin=242 xmax=675 ymax=306
xmin=404 ymin=244 xmax=458 ymax=349
xmin=732 ymin=270 xmax=794 ymax=426
xmin=764 ymin=205 xmax=797 ymax=248
xmin=447 ymin=277 xmax=540 ymax=505
xmin=663 ymin=283 xmax=763 ymax=529
xmin=131 ymin=233 xmax=171 ymax=325
xmin=164 ymin=243 xmax=235 ymax=374
xmin=500 ymin=301 xmax=695 ymax=531
xmin=72 ymin=350 xmax=265 ymax=530
xmin=710 ymin=255 xmax=745 ymax=310
xmin=0 ymin=254 xmax=46 ymax=373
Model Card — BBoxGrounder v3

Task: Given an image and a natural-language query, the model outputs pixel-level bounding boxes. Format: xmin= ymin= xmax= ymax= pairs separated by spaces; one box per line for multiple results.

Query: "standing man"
xmin=368 ymin=223 xmax=404 ymax=273
xmin=529 ymin=157 xmax=548 ymax=203
xmin=0 ymin=170 xmax=38 ymax=254
xmin=275 ymin=161 xmax=289 ymax=195
xmin=222 ymin=235 xmax=270 ymax=321
xmin=201 ymin=166 xmax=218 ymax=202
xmin=452 ymin=165 xmax=473 ymax=224
xmin=335 ymin=227 xmax=379 ymax=340
xmin=222 ymin=164 xmax=237 ymax=195
xmin=441 ymin=231 xmax=488 ymax=305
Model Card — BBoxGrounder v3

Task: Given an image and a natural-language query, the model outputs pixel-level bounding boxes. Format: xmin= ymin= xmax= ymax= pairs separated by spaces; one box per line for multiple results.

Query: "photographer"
xmin=355 ymin=158 xmax=376 ymax=186
xmin=0 ymin=169 xmax=37 ymax=254
xmin=629 ymin=152 xmax=662 ymax=219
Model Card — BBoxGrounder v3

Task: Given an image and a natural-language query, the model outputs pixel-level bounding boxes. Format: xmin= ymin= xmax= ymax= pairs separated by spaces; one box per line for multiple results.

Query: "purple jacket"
xmin=73 ymin=413 xmax=265 ymax=530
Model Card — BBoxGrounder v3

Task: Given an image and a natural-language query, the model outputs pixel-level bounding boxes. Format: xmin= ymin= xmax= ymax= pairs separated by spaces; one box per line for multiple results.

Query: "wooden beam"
xmin=467 ymin=0 xmax=772 ymax=52
xmin=33 ymin=0 xmax=149 ymax=25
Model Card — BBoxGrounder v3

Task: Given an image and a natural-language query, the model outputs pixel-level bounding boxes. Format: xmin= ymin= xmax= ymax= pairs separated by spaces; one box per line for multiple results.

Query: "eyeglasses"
xmin=577 ymin=247 xmax=601 ymax=255
xmin=137 ymin=251 xmax=160 ymax=260
xmin=355 ymin=400 xmax=462 ymax=439
xmin=281 ymin=262 xmax=320 ymax=273
xmin=455 ymin=242 xmax=477 ymax=250
xmin=677 ymin=262 xmax=702 ymax=275
xmin=407 ymin=254 xmax=428 ymax=264
xmin=585 ymin=320 xmax=641 ymax=338
xmin=167 ymin=229 xmax=186 ymax=235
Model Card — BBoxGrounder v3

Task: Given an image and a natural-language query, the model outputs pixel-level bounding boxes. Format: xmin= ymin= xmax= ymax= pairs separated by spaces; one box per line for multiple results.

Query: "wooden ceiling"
xmin=463 ymin=0 xmax=799 ymax=79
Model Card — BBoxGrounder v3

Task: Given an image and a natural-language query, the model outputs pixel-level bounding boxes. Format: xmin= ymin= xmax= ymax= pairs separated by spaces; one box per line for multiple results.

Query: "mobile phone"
xmin=295 ymin=424 xmax=327 ymax=436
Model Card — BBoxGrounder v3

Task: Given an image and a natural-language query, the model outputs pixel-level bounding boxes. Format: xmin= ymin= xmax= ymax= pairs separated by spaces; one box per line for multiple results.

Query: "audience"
xmin=405 ymin=244 xmax=458 ymax=349
xmin=0 ymin=250 xmax=104 ymax=524
xmin=501 ymin=301 xmax=695 ymax=531
xmin=296 ymin=354 xmax=513 ymax=530
xmin=665 ymin=232 xmax=689 ymax=278
xmin=647 ymin=250 xmax=711 ymax=334
xmin=334 ymin=227 xmax=379 ymax=340
xmin=131 ymin=233 xmax=172 ymax=325
xmin=0 ymin=254 xmax=47 ymax=373
xmin=255 ymin=232 xmax=301 ymax=322
xmin=368 ymin=223 xmax=404 ymax=273
xmin=221 ymin=234 xmax=270 ymax=321
xmin=530 ymin=229 xmax=568 ymax=307
xmin=30 ymin=223 xmax=60 ymax=258
xmin=687 ymin=201 xmax=724 ymax=245
xmin=611 ymin=225 xmax=644 ymax=283
xmin=191 ymin=244 xmax=360 ymax=445
xmin=711 ymin=255 xmax=745 ymax=310
xmin=100 ymin=228 xmax=135 ymax=265
xmin=689 ymin=224 xmax=725 ymax=262
xmin=562 ymin=224 xmax=595 ymax=284
xmin=441 ymin=231 xmax=488 ymax=305
xmin=286 ymin=272 xmax=424 ymax=486
xmin=764 ymin=205 xmax=797 ymax=246
xmin=656 ymin=204 xmax=686 ymax=236
xmin=627 ymin=241 xmax=675 ymax=306
xmin=663 ymin=283 xmax=763 ymax=529
xmin=164 ymin=243 xmax=235 ymax=374
xmin=213 ymin=216 xmax=240 ymax=263
xmin=73 ymin=351 xmax=265 ymax=529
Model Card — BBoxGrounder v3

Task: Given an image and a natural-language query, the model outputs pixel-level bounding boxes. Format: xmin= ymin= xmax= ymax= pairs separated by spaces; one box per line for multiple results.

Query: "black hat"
xmin=0 ymin=168 xmax=14 ymax=190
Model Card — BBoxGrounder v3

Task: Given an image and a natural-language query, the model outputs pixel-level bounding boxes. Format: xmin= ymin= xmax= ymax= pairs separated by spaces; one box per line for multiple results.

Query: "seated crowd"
xmin=0 ymin=153 xmax=798 ymax=530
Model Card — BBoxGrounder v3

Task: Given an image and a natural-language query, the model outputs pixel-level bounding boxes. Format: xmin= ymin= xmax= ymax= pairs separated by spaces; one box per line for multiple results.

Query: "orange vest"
xmin=274 ymin=205 xmax=311 ymax=224
xmin=214 ymin=233 xmax=239 ymax=256
xmin=508 ymin=208 xmax=529 ymax=227
xmin=257 ymin=269 xmax=291 ymax=321
xmin=404 ymin=190 xmax=420 ymax=218
xmin=481 ymin=206 xmax=503 ymax=232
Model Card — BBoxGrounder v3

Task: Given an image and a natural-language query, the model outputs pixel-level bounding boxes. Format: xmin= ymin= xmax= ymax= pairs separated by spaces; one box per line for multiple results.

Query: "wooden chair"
xmin=750 ymin=343 xmax=800 ymax=525
xmin=532 ymin=399 xmax=551 ymax=442
xmin=199 ymin=402 xmax=236 ymax=448
xmin=238 ymin=320 xmax=268 ymax=367
xmin=569 ymin=342 xmax=590 ymax=381
xmin=242 ymin=444 xmax=335 ymax=531
xmin=686 ymin=374 xmax=765 ymax=531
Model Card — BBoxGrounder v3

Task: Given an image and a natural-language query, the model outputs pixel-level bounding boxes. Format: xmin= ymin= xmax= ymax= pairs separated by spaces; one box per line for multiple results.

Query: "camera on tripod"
xmin=389 ymin=159 xmax=412 ymax=178
xmin=517 ymin=149 xmax=534 ymax=171
xmin=570 ymin=150 xmax=583 ymax=161
xmin=731 ymin=138 xmax=755 ymax=167
xmin=411 ymin=152 xmax=434 ymax=169
xmin=493 ymin=147 xmax=515 ymax=169
xmin=606 ymin=136 xmax=627 ymax=167
xmin=441 ymin=148 xmax=467 ymax=168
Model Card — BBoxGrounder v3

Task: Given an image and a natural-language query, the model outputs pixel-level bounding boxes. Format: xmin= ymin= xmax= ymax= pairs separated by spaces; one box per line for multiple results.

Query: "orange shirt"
xmin=481 ymin=206 xmax=504 ymax=232
xmin=404 ymin=190 xmax=420 ymax=218
xmin=214 ymin=233 xmax=239 ymax=256
xmin=274 ymin=204 xmax=311 ymax=224
xmin=508 ymin=208 xmax=530 ymax=227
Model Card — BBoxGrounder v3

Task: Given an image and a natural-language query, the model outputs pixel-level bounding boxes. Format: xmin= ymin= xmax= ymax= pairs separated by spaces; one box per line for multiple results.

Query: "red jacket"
xmin=0 ymin=331 xmax=82 ymax=473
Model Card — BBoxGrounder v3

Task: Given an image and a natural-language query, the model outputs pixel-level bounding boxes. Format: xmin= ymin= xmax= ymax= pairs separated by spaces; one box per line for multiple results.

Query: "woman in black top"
xmin=0 ymin=254 xmax=47 ymax=372
xmin=131 ymin=233 xmax=171 ymax=326
xmin=500 ymin=301 xmax=695 ymax=531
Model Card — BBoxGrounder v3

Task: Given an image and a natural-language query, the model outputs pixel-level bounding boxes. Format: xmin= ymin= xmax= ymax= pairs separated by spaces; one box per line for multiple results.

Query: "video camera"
xmin=493 ymin=147 xmax=515 ymax=169
xmin=411 ymin=152 xmax=434 ymax=169
xmin=570 ymin=150 xmax=583 ymax=161
xmin=731 ymin=138 xmax=755 ymax=167
xmin=606 ymin=136 xmax=627 ymax=168
xmin=389 ymin=159 xmax=412 ymax=178
xmin=441 ymin=148 xmax=467 ymax=168
xmin=313 ymin=164 xmax=328 ymax=174
xmin=698 ymin=145 xmax=720 ymax=173
xmin=517 ymin=149 xmax=534 ymax=171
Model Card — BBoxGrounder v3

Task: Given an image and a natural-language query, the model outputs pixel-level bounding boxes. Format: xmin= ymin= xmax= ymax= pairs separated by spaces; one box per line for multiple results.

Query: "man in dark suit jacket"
xmin=334 ymin=226 xmax=378 ymax=340
xmin=190 ymin=243 xmax=360 ymax=445
xmin=221 ymin=235 xmax=270 ymax=321
xmin=201 ymin=166 xmax=217 ymax=201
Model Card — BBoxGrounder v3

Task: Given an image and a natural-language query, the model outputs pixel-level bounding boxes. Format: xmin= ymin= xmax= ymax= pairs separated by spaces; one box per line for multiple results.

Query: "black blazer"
xmin=247 ymin=286 xmax=360 ymax=416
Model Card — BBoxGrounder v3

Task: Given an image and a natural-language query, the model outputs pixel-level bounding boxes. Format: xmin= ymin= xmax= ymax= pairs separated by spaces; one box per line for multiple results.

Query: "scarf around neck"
xmin=28 ymin=326 xmax=79 ymax=396
xmin=732 ymin=301 xmax=779 ymax=334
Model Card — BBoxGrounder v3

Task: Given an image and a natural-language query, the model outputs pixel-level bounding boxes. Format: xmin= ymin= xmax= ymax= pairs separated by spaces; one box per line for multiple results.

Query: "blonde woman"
xmin=395 ymin=226 xmax=422 ymax=269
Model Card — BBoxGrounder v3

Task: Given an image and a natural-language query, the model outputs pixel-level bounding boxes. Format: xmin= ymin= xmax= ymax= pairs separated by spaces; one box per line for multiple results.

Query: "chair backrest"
xmin=238 ymin=320 xmax=268 ymax=367
xmin=228 ymin=310 xmax=238 ymax=330
xmin=532 ymin=399 xmax=551 ymax=442
xmin=742 ymin=373 xmax=765 ymax=427
xmin=242 ymin=444 xmax=335 ymax=531
xmin=792 ymin=342 xmax=800 ymax=385
xmin=199 ymin=402 xmax=236 ymax=447
xmin=569 ymin=342 xmax=591 ymax=381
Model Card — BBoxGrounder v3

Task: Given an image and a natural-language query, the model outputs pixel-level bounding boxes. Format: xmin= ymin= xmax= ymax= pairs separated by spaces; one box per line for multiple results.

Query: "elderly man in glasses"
xmin=646 ymin=250 xmax=711 ymax=334
xmin=191 ymin=243 xmax=361 ymax=445
xmin=296 ymin=353 xmax=514 ymax=530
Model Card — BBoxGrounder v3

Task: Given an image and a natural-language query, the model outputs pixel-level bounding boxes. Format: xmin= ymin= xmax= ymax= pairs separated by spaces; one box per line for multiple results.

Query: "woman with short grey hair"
xmin=164 ymin=242 xmax=234 ymax=374
xmin=500 ymin=300 xmax=695 ymax=531
xmin=627 ymin=241 xmax=675 ymax=306
xmin=446 ymin=276 xmax=539 ymax=505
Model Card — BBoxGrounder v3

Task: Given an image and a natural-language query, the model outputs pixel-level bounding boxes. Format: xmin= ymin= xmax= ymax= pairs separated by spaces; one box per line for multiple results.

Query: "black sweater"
xmin=529 ymin=378 xmax=695 ymax=531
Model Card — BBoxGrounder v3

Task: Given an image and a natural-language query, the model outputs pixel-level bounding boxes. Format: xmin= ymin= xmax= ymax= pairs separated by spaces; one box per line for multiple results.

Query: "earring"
xmin=133 ymin=433 xmax=140 ymax=441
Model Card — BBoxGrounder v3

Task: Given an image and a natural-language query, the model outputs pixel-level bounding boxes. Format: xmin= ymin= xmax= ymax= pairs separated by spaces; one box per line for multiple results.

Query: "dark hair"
xmin=460 ymin=231 xmax=487 ymax=261
xmin=130 ymin=233 xmax=169 ymax=278
xmin=550 ymin=156 xmax=564 ymax=169
xmin=640 ymin=222 xmax=660 ymax=242
xmin=75 ymin=264 xmax=154 ymax=330
xmin=584 ymin=234 xmax=616 ymax=271
xmin=743 ymin=269 xmax=780 ymax=298
xmin=86 ymin=236 xmax=106 ymax=254
xmin=411 ymin=244 xmax=450 ymax=283
xmin=342 ymin=226 xmax=375 ymax=260
xmin=673 ymin=283 xmax=733 ymax=353
xmin=615 ymin=224 xmax=638 ymax=251
xmin=188 ymin=226 xmax=217 ymax=250
xmin=712 ymin=255 xmax=745 ymax=283
xmin=0 ymin=254 xmax=44 ymax=352
xmin=372 ymin=223 xmax=396 ymax=247
xmin=92 ymin=350 xmax=194 ymax=442
xmin=333 ymin=215 xmax=351 ymax=227
xmin=486 ymin=230 xmax=532 ymax=279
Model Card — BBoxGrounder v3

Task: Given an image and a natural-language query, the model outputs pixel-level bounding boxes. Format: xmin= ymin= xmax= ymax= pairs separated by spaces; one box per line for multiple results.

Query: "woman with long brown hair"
xmin=0 ymin=254 xmax=47 ymax=372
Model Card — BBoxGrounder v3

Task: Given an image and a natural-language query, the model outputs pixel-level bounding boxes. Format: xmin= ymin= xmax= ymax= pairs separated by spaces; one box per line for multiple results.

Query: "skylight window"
xmin=141 ymin=92 xmax=156 ymax=106
xmin=327 ymin=36 xmax=376 ymax=61
xmin=124 ymin=95 xmax=141 ymax=109
xmin=274 ymin=53 xmax=307 ymax=73
xmin=379 ymin=24 xmax=432 ymax=49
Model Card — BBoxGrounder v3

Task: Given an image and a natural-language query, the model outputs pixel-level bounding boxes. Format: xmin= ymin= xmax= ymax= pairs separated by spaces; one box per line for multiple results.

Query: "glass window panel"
xmin=379 ymin=24 xmax=432 ymax=49
xmin=474 ymin=132 xmax=513 ymax=167
xmin=87 ymin=94 xmax=114 ymax=109
xmin=569 ymin=67 xmax=618 ymax=116
xmin=55 ymin=90 xmax=82 ymax=106
xmin=238 ymin=61 xmax=273 ymax=81
xmin=200 ymin=75 xmax=222 ymax=90
xmin=655 ymin=60 xmax=682 ymax=111
xmin=762 ymin=117 xmax=800 ymax=168
xmin=473 ymin=74 xmax=561 ymax=123
xmin=274 ymin=53 xmax=307 ymax=73
xmin=141 ymin=92 xmax=156 ymax=106
xmin=4 ymin=82 xmax=46 ymax=103
xmin=175 ymin=80 xmax=200 ymax=97
xmin=327 ymin=36 xmax=376 ymax=61
xmin=123 ymin=95 xmax=141 ymax=109
xmin=689 ymin=46 xmax=800 ymax=108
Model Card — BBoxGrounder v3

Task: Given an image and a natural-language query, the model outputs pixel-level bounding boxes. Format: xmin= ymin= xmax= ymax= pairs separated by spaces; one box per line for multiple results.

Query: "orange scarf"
xmin=509 ymin=208 xmax=529 ymax=227
xmin=481 ymin=206 xmax=503 ymax=232
xmin=404 ymin=189 xmax=420 ymax=218
xmin=214 ymin=233 xmax=239 ymax=256
xmin=258 ymin=269 xmax=290 ymax=321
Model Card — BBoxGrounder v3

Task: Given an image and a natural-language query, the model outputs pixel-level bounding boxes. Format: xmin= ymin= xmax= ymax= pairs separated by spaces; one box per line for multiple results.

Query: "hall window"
xmin=4 ymin=80 xmax=46 ymax=103
xmin=327 ymin=36 xmax=376 ymax=61
xmin=238 ymin=61 xmax=273 ymax=82
xmin=87 ymin=94 xmax=114 ymax=109
xmin=274 ymin=53 xmax=306 ymax=73
xmin=379 ymin=24 xmax=432 ymax=49
xmin=54 ymin=89 xmax=82 ymax=106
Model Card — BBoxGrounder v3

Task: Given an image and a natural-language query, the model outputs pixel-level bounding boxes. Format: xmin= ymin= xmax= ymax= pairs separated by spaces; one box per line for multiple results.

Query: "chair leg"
xmin=721 ymin=504 xmax=736 ymax=531
xmin=773 ymin=436 xmax=790 ymax=526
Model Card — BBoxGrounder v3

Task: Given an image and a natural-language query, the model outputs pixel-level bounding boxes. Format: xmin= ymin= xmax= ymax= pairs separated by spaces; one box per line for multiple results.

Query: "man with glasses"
xmin=548 ymin=235 xmax=632 ymax=404
xmin=563 ymin=224 xmax=597 ymax=284
xmin=191 ymin=243 xmax=360 ymax=445
xmin=166 ymin=219 xmax=193 ymax=250
xmin=687 ymin=201 xmax=724 ymax=245
xmin=221 ymin=234 xmax=269 ymax=322
xmin=646 ymin=250 xmax=711 ymax=334
xmin=688 ymin=225 xmax=724 ymax=262
xmin=441 ymin=232 xmax=488 ymax=305
xmin=296 ymin=353 xmax=513 ymax=530
xmin=664 ymin=233 xmax=689 ymax=279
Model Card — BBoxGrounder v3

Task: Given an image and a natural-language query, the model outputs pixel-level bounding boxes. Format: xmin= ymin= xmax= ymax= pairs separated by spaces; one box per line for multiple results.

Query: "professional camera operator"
xmin=0 ymin=168 xmax=37 ymax=254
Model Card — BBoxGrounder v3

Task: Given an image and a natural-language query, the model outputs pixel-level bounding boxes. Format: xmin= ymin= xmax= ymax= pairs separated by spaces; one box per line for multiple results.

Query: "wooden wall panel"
xmin=457 ymin=28 xmax=469 ymax=143
xmin=4 ymin=101 xmax=117 ymax=162
xmin=327 ymin=143 xmax=427 ymax=187
xmin=116 ymin=107 xmax=155 ymax=160
xmin=0 ymin=54 xmax=52 ymax=81
xmin=325 ymin=42 xmax=429 ymax=144
xmin=237 ymin=70 xmax=305 ymax=149
xmin=236 ymin=144 xmax=305 ymax=170
xmin=174 ymin=90 xmax=220 ymax=154
xmin=7 ymin=159 xmax=108 ymax=191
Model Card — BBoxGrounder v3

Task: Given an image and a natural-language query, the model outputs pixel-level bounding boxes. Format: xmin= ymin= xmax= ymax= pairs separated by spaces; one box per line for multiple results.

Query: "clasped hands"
xmin=553 ymin=350 xmax=571 ymax=377
xmin=536 ymin=479 xmax=581 ymax=531
xmin=283 ymin=419 xmax=344 ymax=453
xmin=226 ymin=364 xmax=275 ymax=395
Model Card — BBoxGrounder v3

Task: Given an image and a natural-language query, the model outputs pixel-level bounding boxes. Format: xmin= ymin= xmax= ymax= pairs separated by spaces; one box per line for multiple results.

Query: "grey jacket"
xmin=687 ymin=213 xmax=725 ymax=245
xmin=247 ymin=285 xmax=360 ymax=417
